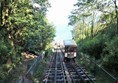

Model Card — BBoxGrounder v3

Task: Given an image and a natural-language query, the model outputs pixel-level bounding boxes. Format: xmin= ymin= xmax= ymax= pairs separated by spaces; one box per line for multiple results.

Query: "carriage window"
xmin=69 ymin=47 xmax=76 ymax=52
xmin=65 ymin=47 xmax=76 ymax=52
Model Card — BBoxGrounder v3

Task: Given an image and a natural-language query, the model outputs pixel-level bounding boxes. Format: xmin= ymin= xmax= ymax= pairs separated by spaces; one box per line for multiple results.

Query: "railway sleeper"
xmin=87 ymin=75 xmax=96 ymax=81
xmin=73 ymin=79 xmax=81 ymax=83
xmin=57 ymin=73 xmax=64 ymax=75
xmin=56 ymin=70 xmax=63 ymax=72
xmin=78 ymin=70 xmax=89 ymax=75
xmin=78 ymin=69 xmax=96 ymax=82
xmin=70 ymin=72 xmax=77 ymax=75
xmin=46 ymin=70 xmax=55 ymax=72
xmin=84 ymin=78 xmax=91 ymax=82
xmin=46 ymin=80 xmax=54 ymax=83
xmin=47 ymin=73 xmax=55 ymax=76
xmin=78 ymin=71 xmax=84 ymax=75
xmin=56 ymin=80 xmax=65 ymax=83
xmin=72 ymin=75 xmax=79 ymax=79
xmin=48 ymin=76 xmax=54 ymax=80
xmin=47 ymin=77 xmax=65 ymax=83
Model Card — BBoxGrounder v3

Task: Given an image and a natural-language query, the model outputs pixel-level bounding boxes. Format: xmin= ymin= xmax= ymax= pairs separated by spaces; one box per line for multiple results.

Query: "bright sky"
xmin=47 ymin=0 xmax=77 ymax=41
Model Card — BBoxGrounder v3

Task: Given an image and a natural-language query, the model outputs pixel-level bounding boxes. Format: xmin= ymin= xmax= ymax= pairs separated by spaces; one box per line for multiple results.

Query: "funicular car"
xmin=63 ymin=40 xmax=77 ymax=61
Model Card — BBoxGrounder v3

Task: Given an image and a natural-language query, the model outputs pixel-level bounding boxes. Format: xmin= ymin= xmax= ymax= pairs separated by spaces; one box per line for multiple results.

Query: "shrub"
xmin=78 ymin=35 xmax=106 ymax=59
xmin=102 ymin=36 xmax=118 ymax=73
xmin=0 ymin=39 xmax=14 ymax=64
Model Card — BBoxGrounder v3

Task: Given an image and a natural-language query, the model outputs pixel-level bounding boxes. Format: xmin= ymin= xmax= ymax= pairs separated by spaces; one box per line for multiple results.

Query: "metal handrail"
xmin=78 ymin=52 xmax=118 ymax=83
xmin=18 ymin=55 xmax=43 ymax=83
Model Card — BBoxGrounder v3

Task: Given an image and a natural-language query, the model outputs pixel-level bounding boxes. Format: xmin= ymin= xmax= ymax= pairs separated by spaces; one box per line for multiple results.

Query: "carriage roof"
xmin=63 ymin=40 xmax=77 ymax=47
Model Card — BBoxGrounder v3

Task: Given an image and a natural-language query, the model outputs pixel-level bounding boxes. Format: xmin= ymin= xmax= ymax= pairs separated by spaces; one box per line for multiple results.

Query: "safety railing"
xmin=18 ymin=54 xmax=44 ymax=83
xmin=77 ymin=52 xmax=118 ymax=83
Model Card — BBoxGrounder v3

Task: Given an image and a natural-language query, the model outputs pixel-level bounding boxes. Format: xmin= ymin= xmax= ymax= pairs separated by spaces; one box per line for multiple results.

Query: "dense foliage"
xmin=69 ymin=0 xmax=118 ymax=75
xmin=0 ymin=0 xmax=55 ymax=82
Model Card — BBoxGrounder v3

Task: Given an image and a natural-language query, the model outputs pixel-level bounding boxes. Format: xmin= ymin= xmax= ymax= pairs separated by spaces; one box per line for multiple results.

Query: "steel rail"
xmin=42 ymin=51 xmax=56 ymax=83
xmin=63 ymin=62 xmax=72 ymax=83
xmin=70 ymin=61 xmax=95 ymax=83
xmin=54 ymin=51 xmax=57 ymax=83
xmin=66 ymin=62 xmax=82 ymax=83
xmin=74 ymin=63 xmax=95 ymax=83
xmin=42 ymin=49 xmax=95 ymax=83
xmin=59 ymin=52 xmax=67 ymax=83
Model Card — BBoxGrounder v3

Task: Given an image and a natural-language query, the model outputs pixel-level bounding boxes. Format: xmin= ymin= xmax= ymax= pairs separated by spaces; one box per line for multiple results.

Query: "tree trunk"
xmin=91 ymin=20 xmax=94 ymax=37
xmin=5 ymin=0 xmax=9 ymax=30
xmin=115 ymin=4 xmax=118 ymax=34
xmin=113 ymin=0 xmax=118 ymax=34
xmin=5 ymin=0 xmax=13 ymax=64
xmin=0 ymin=1 xmax=3 ymax=26
xmin=91 ymin=12 xmax=95 ymax=37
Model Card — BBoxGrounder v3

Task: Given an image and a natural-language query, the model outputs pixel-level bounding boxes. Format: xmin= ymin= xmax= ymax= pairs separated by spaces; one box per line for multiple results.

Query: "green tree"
xmin=0 ymin=0 xmax=55 ymax=64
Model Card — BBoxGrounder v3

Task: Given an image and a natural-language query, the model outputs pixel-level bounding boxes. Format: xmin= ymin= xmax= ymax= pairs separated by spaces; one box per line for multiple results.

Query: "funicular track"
xmin=65 ymin=61 xmax=95 ymax=83
xmin=42 ymin=49 xmax=95 ymax=83
xmin=43 ymin=49 xmax=67 ymax=83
